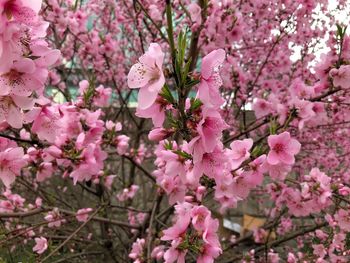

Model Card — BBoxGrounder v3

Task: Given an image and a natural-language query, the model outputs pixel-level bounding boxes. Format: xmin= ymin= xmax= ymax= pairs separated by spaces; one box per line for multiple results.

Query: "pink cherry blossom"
xmin=228 ymin=138 xmax=253 ymax=169
xmin=76 ymin=208 xmax=93 ymax=222
xmin=33 ymin=236 xmax=48 ymax=254
xmin=267 ymin=132 xmax=301 ymax=165
xmin=135 ymin=96 xmax=167 ymax=127
xmin=197 ymin=49 xmax=226 ymax=108
xmin=0 ymin=147 xmax=26 ymax=187
xmin=334 ymin=209 xmax=350 ymax=232
xmin=127 ymin=43 xmax=165 ymax=109
xmin=117 ymin=185 xmax=139 ymax=201
xmin=329 ymin=65 xmax=350 ymax=89
xmin=129 ymin=238 xmax=145 ymax=263
xmin=115 ymin=135 xmax=129 ymax=155
xmin=36 ymin=162 xmax=53 ymax=182
xmin=195 ymin=108 xmax=228 ymax=154
xmin=44 ymin=208 xmax=65 ymax=228
xmin=252 ymin=98 xmax=273 ymax=119
xmin=151 ymin=245 xmax=165 ymax=260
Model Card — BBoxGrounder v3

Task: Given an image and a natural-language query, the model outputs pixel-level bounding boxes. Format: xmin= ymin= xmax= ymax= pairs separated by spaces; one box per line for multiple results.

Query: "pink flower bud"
xmin=148 ymin=128 xmax=174 ymax=142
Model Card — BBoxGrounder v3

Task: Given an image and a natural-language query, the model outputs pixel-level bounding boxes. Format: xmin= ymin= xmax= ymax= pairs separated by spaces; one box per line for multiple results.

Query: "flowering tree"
xmin=1 ymin=0 xmax=350 ymax=262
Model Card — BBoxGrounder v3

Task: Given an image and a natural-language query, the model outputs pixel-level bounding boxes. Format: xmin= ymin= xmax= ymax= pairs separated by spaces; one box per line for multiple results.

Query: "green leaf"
xmin=173 ymin=150 xmax=192 ymax=160
xmin=160 ymin=84 xmax=175 ymax=103
xmin=163 ymin=140 xmax=173 ymax=150
xmin=190 ymin=98 xmax=203 ymax=111
xmin=185 ymin=78 xmax=200 ymax=89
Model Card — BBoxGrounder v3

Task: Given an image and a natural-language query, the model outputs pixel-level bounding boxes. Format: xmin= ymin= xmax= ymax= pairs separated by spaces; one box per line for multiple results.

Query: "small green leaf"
xmin=160 ymin=84 xmax=175 ymax=104
xmin=185 ymin=79 xmax=200 ymax=89
xmin=190 ymin=98 xmax=203 ymax=111
xmin=173 ymin=150 xmax=192 ymax=160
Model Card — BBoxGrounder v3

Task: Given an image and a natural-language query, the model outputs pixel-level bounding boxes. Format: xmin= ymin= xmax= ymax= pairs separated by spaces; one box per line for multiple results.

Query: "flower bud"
xmin=148 ymin=128 xmax=175 ymax=142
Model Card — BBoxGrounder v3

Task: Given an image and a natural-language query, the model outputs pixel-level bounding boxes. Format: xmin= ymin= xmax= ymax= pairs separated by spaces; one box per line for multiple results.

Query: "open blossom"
xmin=33 ymin=237 xmax=48 ymax=254
xmin=193 ymin=145 xmax=228 ymax=180
xmin=329 ymin=65 xmax=350 ymax=89
xmin=93 ymin=85 xmax=112 ymax=107
xmin=127 ymin=43 xmax=165 ymax=109
xmin=334 ymin=209 xmax=350 ymax=231
xmin=0 ymin=0 xmax=41 ymax=33
xmin=161 ymin=203 xmax=221 ymax=263
xmin=0 ymin=58 xmax=42 ymax=97
xmin=115 ymin=134 xmax=129 ymax=155
xmin=129 ymin=238 xmax=145 ymax=263
xmin=69 ymin=143 xmax=107 ymax=184
xmin=267 ymin=132 xmax=301 ymax=165
xmin=0 ymin=147 xmax=26 ymax=187
xmin=197 ymin=49 xmax=226 ymax=108
xmin=0 ymin=95 xmax=32 ymax=128
xmin=76 ymin=208 xmax=93 ymax=222
xmin=195 ymin=108 xmax=229 ymax=154
xmin=117 ymin=185 xmax=139 ymax=201
xmin=44 ymin=208 xmax=65 ymax=228
xmin=252 ymin=98 xmax=273 ymax=119
xmin=227 ymin=138 xmax=253 ymax=170
xmin=36 ymin=162 xmax=53 ymax=182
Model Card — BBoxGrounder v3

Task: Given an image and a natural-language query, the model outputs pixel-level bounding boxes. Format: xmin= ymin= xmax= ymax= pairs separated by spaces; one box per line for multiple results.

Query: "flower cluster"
xmin=161 ymin=203 xmax=221 ymax=263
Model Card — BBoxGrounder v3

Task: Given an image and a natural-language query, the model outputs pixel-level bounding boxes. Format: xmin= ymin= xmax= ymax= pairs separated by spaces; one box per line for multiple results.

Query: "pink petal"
xmin=22 ymin=0 xmax=43 ymax=13
xmin=11 ymin=95 xmax=35 ymax=110
xmin=0 ymin=76 xmax=11 ymax=96
xmin=197 ymin=81 xmax=210 ymax=105
xmin=7 ymin=104 xmax=22 ymax=129
xmin=279 ymin=151 xmax=295 ymax=165
xmin=148 ymin=72 xmax=165 ymax=92
xmin=267 ymin=150 xmax=280 ymax=165
xmin=0 ymin=169 xmax=16 ymax=188
xmin=137 ymin=86 xmax=158 ymax=109
xmin=287 ymin=139 xmax=301 ymax=155
xmin=127 ymin=63 xmax=153 ymax=89
xmin=201 ymin=49 xmax=226 ymax=79
xmin=148 ymin=43 xmax=164 ymax=68
xmin=13 ymin=58 xmax=36 ymax=74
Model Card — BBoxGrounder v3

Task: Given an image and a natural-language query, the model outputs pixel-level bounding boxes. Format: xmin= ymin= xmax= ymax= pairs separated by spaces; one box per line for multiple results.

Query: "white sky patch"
xmin=290 ymin=0 xmax=350 ymax=65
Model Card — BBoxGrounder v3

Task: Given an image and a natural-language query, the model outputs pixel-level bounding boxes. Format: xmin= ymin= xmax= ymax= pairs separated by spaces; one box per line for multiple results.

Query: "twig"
xmin=40 ymin=207 xmax=103 ymax=262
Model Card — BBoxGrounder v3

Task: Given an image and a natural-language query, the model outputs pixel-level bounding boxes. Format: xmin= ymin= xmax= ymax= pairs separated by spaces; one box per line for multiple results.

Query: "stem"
xmin=40 ymin=207 xmax=103 ymax=262
xmin=165 ymin=0 xmax=176 ymax=60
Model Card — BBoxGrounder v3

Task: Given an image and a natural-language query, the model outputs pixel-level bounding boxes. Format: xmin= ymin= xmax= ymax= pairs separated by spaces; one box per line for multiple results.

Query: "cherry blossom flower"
xmin=267 ymin=132 xmax=301 ymax=165
xmin=0 ymin=147 xmax=26 ymax=187
xmin=195 ymin=108 xmax=228 ymax=154
xmin=329 ymin=65 xmax=350 ymax=90
xmin=127 ymin=43 xmax=165 ymax=109
xmin=197 ymin=49 xmax=226 ymax=108
xmin=76 ymin=208 xmax=93 ymax=222
xmin=44 ymin=208 xmax=65 ymax=228
xmin=33 ymin=237 xmax=48 ymax=254
xmin=227 ymin=138 xmax=253 ymax=169
xmin=0 ymin=0 xmax=41 ymax=26
xmin=334 ymin=209 xmax=350 ymax=231
xmin=252 ymin=98 xmax=273 ymax=119
xmin=129 ymin=238 xmax=145 ymax=263
xmin=117 ymin=185 xmax=139 ymax=202
xmin=148 ymin=128 xmax=175 ymax=142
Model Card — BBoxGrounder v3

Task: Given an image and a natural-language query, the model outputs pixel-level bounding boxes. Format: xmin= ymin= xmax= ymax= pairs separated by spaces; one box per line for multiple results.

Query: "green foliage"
xmin=173 ymin=150 xmax=192 ymax=160
xmin=160 ymin=84 xmax=176 ymax=104
xmin=190 ymin=98 xmax=203 ymax=111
